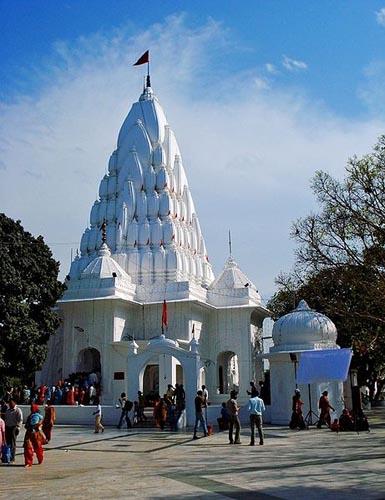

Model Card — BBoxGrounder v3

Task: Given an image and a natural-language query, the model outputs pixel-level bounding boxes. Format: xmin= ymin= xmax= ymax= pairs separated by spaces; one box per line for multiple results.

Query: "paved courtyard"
xmin=1 ymin=409 xmax=384 ymax=499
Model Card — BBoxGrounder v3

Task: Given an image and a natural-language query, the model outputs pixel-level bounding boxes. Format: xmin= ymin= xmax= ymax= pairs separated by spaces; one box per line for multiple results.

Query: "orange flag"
xmin=161 ymin=300 xmax=168 ymax=332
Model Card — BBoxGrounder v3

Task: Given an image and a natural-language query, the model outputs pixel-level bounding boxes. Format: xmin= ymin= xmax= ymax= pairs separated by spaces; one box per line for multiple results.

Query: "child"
xmin=93 ymin=401 xmax=104 ymax=433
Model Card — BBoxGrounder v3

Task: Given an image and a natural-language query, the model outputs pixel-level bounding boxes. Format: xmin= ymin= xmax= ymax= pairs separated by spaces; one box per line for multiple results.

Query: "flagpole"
xmin=147 ymin=60 xmax=150 ymax=88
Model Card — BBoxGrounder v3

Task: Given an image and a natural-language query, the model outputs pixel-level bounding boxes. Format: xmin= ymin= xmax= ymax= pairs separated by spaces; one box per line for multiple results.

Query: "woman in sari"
xmin=289 ymin=389 xmax=306 ymax=430
xmin=153 ymin=398 xmax=167 ymax=430
xmin=24 ymin=403 xmax=45 ymax=467
xmin=42 ymin=400 xmax=56 ymax=443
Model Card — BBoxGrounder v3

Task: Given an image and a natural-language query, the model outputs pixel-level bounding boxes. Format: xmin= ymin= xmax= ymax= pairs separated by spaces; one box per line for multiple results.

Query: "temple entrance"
xmin=142 ymin=357 xmax=184 ymax=400
xmin=143 ymin=364 xmax=159 ymax=396
xmin=127 ymin=336 xmax=201 ymax=426
xmin=217 ymin=351 xmax=239 ymax=394
xmin=77 ymin=348 xmax=101 ymax=373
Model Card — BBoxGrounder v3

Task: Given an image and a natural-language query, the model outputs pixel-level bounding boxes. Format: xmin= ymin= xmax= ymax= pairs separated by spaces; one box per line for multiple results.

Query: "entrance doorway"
xmin=143 ymin=364 xmax=159 ymax=396
xmin=77 ymin=348 xmax=101 ymax=373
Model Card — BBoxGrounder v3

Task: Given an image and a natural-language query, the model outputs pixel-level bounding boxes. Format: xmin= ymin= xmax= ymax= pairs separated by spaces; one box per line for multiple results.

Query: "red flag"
xmin=133 ymin=50 xmax=149 ymax=66
xmin=162 ymin=300 xmax=168 ymax=329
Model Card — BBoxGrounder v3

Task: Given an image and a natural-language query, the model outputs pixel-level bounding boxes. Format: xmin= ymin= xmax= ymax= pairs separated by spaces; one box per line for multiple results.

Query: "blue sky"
xmin=2 ymin=1 xmax=385 ymax=116
xmin=1 ymin=1 xmax=385 ymax=299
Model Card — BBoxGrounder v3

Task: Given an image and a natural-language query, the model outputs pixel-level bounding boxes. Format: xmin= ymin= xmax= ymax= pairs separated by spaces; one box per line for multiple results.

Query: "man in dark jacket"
xmin=193 ymin=390 xmax=208 ymax=439
xmin=226 ymin=390 xmax=241 ymax=444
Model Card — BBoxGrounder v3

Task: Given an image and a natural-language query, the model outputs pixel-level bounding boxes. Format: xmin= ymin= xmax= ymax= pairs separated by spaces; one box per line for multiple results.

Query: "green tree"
xmin=0 ymin=214 xmax=65 ymax=388
xmin=268 ymin=137 xmax=385 ymax=399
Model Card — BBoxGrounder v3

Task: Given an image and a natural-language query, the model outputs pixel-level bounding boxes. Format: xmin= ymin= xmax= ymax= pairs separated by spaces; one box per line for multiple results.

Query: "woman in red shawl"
xmin=42 ymin=400 xmax=56 ymax=443
xmin=289 ymin=389 xmax=306 ymax=430
xmin=153 ymin=398 xmax=167 ymax=430
xmin=24 ymin=403 xmax=45 ymax=467
xmin=65 ymin=385 xmax=75 ymax=405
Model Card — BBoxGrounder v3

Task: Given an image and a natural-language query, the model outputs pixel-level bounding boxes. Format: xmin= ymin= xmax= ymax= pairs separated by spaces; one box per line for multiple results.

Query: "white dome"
xmin=271 ymin=300 xmax=337 ymax=352
xmin=147 ymin=334 xmax=179 ymax=349
xmin=81 ymin=243 xmax=131 ymax=281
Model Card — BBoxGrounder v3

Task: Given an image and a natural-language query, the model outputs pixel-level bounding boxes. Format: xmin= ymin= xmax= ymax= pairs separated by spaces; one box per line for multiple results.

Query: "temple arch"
xmin=127 ymin=336 xmax=201 ymax=426
xmin=76 ymin=347 xmax=101 ymax=373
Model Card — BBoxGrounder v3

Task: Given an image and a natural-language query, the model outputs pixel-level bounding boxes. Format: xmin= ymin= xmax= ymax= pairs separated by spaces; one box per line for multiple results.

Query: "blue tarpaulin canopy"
xmin=297 ymin=348 xmax=352 ymax=384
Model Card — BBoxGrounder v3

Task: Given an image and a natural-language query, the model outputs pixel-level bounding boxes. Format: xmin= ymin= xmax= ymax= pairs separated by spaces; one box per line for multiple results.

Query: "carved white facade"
xmin=41 ymin=82 xmax=269 ymax=425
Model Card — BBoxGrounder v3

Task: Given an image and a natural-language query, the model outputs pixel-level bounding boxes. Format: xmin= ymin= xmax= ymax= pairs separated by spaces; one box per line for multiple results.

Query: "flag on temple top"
xmin=133 ymin=50 xmax=149 ymax=66
xmin=162 ymin=300 xmax=168 ymax=330
xmin=192 ymin=323 xmax=195 ymax=336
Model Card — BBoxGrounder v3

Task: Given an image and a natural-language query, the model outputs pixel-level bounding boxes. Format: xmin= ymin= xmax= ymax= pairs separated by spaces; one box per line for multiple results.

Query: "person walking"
xmin=42 ymin=400 xmax=56 ymax=443
xmin=226 ymin=390 xmax=241 ymax=444
xmin=153 ymin=398 xmax=168 ymax=430
xmin=175 ymin=384 xmax=186 ymax=411
xmin=193 ymin=390 xmax=208 ymax=439
xmin=248 ymin=389 xmax=265 ymax=445
xmin=0 ymin=413 xmax=7 ymax=463
xmin=137 ymin=391 xmax=147 ymax=423
xmin=117 ymin=393 xmax=133 ymax=429
xmin=317 ymin=391 xmax=335 ymax=429
xmin=23 ymin=404 xmax=44 ymax=467
xmin=4 ymin=398 xmax=23 ymax=463
xmin=289 ymin=389 xmax=306 ymax=430
xmin=93 ymin=401 xmax=104 ymax=433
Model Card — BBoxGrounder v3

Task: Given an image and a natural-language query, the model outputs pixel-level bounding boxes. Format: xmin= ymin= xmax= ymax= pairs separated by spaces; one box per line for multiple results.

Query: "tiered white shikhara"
xmin=69 ymin=85 xmax=214 ymax=298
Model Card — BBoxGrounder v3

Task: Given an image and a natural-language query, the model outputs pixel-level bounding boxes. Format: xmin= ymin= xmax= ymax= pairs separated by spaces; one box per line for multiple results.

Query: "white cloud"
xmin=358 ymin=60 xmax=385 ymax=116
xmin=282 ymin=55 xmax=308 ymax=71
xmin=265 ymin=63 xmax=277 ymax=74
xmin=0 ymin=15 xmax=383 ymax=300
xmin=254 ymin=77 xmax=270 ymax=90
xmin=376 ymin=7 xmax=385 ymax=26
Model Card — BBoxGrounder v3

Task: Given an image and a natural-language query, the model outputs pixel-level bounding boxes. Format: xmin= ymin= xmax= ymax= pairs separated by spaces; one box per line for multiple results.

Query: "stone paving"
xmin=1 ymin=409 xmax=384 ymax=499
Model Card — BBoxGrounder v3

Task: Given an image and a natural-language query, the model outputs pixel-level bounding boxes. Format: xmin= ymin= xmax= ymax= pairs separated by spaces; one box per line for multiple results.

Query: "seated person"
xmin=330 ymin=418 xmax=340 ymax=432
xmin=217 ymin=402 xmax=230 ymax=431
xmin=339 ymin=408 xmax=354 ymax=431
xmin=353 ymin=409 xmax=370 ymax=432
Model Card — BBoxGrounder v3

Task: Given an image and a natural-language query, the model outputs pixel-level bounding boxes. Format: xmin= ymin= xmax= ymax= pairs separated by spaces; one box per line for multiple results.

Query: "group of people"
xmin=153 ymin=383 xmax=186 ymax=431
xmin=195 ymin=381 xmax=266 ymax=446
xmin=112 ymin=384 xmax=187 ymax=433
xmin=0 ymin=398 xmax=56 ymax=467
xmin=2 ymin=372 xmax=102 ymax=407
xmin=289 ymin=389 xmax=370 ymax=432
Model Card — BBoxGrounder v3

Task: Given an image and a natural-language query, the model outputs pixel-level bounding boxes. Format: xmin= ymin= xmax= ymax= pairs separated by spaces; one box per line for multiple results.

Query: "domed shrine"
xmin=40 ymin=78 xmax=269 ymax=425
xmin=264 ymin=300 xmax=344 ymax=425
xmin=271 ymin=300 xmax=337 ymax=352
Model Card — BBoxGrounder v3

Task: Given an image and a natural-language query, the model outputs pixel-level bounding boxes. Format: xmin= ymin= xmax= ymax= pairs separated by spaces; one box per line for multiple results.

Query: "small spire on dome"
xmin=296 ymin=299 xmax=311 ymax=311
xmin=224 ymin=255 xmax=237 ymax=269
xmin=98 ymin=242 xmax=111 ymax=257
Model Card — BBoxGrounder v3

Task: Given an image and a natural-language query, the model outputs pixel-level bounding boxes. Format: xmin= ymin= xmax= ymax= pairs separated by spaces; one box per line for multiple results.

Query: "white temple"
xmin=41 ymin=79 xmax=270 ymax=425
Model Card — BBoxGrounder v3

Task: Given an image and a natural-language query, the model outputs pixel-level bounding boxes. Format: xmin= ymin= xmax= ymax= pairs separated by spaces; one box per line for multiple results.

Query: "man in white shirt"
xmin=93 ymin=401 xmax=104 ymax=434
xmin=248 ymin=389 xmax=265 ymax=446
xmin=4 ymin=399 xmax=23 ymax=462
